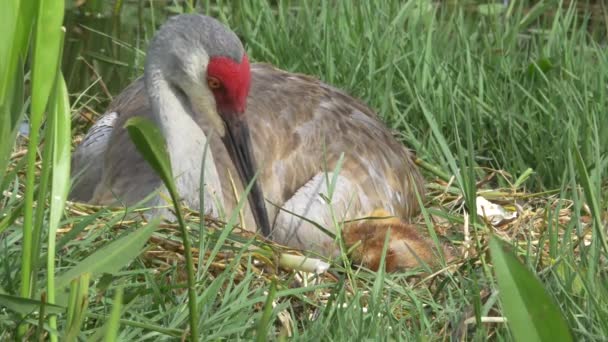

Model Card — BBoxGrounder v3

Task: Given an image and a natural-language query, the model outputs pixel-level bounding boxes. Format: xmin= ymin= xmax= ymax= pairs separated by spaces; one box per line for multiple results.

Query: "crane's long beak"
xmin=221 ymin=115 xmax=272 ymax=237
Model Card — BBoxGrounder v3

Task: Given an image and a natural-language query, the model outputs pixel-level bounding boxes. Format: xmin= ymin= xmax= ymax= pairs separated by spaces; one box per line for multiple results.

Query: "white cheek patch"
xmin=180 ymin=52 xmax=226 ymax=137
xmin=188 ymin=87 xmax=225 ymax=137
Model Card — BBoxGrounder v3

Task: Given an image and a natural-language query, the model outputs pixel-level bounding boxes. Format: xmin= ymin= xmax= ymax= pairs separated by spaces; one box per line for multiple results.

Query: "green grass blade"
xmin=200 ymin=169 xmax=261 ymax=277
xmin=103 ymin=288 xmax=123 ymax=342
xmin=123 ymin=116 xmax=199 ymax=341
xmin=416 ymin=91 xmax=464 ymax=190
xmin=18 ymin=2 xmax=65 ymax=338
xmin=256 ymin=280 xmax=276 ymax=342
xmin=572 ymin=147 xmax=608 ymax=255
xmin=490 ymin=236 xmax=573 ymax=342
xmin=55 ymin=218 xmax=159 ymax=294
xmin=47 ymin=73 xmax=72 ymax=341
xmin=35 ymin=292 xmax=47 ymax=341
xmin=0 ymin=293 xmax=64 ymax=315
xmin=65 ymin=273 xmax=91 ymax=342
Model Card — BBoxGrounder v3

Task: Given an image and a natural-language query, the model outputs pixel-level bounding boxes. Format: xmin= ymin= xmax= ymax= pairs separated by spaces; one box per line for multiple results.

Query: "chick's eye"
xmin=207 ymin=77 xmax=222 ymax=90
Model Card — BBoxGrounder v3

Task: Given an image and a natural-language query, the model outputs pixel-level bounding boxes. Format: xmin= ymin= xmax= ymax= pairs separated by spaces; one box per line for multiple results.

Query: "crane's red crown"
xmin=206 ymin=54 xmax=251 ymax=117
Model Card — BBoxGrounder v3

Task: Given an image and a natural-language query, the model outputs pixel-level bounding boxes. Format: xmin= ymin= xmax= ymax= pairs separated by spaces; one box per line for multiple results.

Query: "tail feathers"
xmin=343 ymin=209 xmax=449 ymax=272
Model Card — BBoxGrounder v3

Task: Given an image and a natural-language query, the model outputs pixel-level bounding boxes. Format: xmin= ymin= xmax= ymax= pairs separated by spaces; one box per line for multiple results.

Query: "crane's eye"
xmin=207 ymin=77 xmax=222 ymax=90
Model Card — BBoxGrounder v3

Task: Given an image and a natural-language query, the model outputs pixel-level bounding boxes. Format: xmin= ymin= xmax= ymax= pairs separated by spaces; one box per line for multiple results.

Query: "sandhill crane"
xmin=70 ymin=14 xmax=445 ymax=271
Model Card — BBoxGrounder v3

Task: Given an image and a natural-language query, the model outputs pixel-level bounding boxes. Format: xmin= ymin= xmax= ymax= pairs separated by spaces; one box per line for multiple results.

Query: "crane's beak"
xmin=221 ymin=114 xmax=272 ymax=238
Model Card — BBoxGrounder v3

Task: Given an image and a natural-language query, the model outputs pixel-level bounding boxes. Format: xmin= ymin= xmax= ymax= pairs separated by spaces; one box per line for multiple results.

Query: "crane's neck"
xmin=145 ymin=71 xmax=224 ymax=214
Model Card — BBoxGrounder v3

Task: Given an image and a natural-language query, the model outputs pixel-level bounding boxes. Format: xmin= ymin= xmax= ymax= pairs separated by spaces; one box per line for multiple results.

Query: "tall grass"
xmin=0 ymin=0 xmax=606 ymax=340
xmin=1 ymin=0 xmax=71 ymax=340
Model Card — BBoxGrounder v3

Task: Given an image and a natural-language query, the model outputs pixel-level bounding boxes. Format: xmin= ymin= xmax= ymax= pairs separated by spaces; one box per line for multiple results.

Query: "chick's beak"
xmin=220 ymin=114 xmax=271 ymax=237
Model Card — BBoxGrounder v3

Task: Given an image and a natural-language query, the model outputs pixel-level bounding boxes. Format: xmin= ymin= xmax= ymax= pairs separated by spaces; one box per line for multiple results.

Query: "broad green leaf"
xmin=0 ymin=1 xmax=18 ymax=97
xmin=20 ymin=0 xmax=65 ymax=309
xmin=46 ymin=73 xmax=72 ymax=339
xmin=0 ymin=293 xmax=64 ymax=315
xmin=32 ymin=31 xmax=67 ymax=291
xmin=55 ymin=218 xmax=159 ymax=291
xmin=0 ymin=56 xmax=24 ymax=188
xmin=124 ymin=117 xmax=175 ymax=194
xmin=124 ymin=116 xmax=199 ymax=340
xmin=0 ymin=0 xmax=35 ymax=104
xmin=31 ymin=0 xmax=64 ymax=118
xmin=0 ymin=0 xmax=32 ymax=188
xmin=48 ymin=77 xmax=72 ymax=240
xmin=490 ymin=236 xmax=573 ymax=342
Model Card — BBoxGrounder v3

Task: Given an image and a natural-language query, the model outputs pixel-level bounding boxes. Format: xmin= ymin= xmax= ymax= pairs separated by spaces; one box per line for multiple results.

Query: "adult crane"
xmin=70 ymin=14 xmax=442 ymax=271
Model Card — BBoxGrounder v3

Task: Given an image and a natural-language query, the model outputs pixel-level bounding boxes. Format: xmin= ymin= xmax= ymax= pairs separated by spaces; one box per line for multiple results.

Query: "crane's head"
xmin=144 ymin=14 xmax=271 ymax=237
